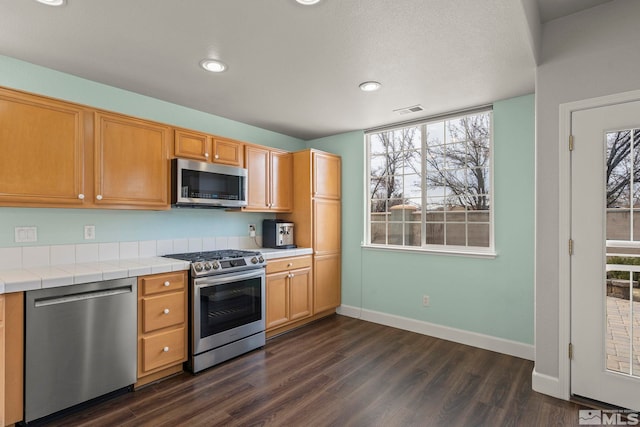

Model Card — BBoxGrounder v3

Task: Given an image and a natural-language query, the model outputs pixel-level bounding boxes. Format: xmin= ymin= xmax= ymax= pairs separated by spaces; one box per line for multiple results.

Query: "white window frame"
xmin=363 ymin=108 xmax=496 ymax=258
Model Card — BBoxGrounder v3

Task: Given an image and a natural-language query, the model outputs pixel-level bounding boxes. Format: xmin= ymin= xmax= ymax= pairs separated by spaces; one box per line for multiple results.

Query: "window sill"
xmin=361 ymin=243 xmax=497 ymax=259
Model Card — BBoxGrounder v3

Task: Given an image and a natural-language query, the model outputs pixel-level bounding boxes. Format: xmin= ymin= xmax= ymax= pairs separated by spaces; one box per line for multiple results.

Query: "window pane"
xmin=369 ymin=134 xmax=388 ymax=155
xmin=404 ymin=174 xmax=422 ymax=199
xmin=370 ymin=200 xmax=388 ymax=214
xmin=426 ymin=223 xmax=444 ymax=244
xmin=445 ymin=142 xmax=467 ymax=168
xmin=407 ymin=222 xmax=421 ymax=247
xmin=606 ymin=130 xmax=632 ymax=209
xmin=446 ymin=223 xmax=466 ymax=246
xmin=607 ymin=208 xmax=631 ymax=240
xmin=370 ymin=222 xmax=387 ymax=244
xmin=403 ymin=150 xmax=422 ymax=175
xmin=388 ymin=222 xmax=405 ymax=246
xmin=427 ymin=122 xmax=444 ymax=146
xmin=468 ymin=210 xmax=490 ymax=223
xmin=468 ymin=223 xmax=490 ymax=247
xmin=467 ymin=167 xmax=490 ymax=195
xmin=370 ymin=155 xmax=388 ymax=177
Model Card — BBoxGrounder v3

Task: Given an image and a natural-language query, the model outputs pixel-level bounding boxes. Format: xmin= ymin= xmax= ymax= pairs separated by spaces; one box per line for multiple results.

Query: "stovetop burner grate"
xmin=164 ymin=249 xmax=261 ymax=263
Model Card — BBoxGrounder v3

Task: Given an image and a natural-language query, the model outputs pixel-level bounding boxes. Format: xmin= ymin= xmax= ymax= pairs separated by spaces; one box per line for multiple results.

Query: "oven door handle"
xmin=194 ymin=269 xmax=265 ymax=288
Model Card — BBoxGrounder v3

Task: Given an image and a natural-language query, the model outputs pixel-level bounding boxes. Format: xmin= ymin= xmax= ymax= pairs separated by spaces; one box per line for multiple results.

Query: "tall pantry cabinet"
xmin=279 ymin=149 xmax=341 ymax=315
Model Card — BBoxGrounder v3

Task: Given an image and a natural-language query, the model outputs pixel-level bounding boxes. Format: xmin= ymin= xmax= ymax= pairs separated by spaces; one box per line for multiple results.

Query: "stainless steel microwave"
xmin=171 ymin=158 xmax=248 ymax=208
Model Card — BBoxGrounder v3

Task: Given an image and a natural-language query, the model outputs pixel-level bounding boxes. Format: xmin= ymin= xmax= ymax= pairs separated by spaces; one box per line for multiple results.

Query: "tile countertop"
xmin=0 ymin=257 xmax=190 ymax=295
xmin=0 ymin=247 xmax=313 ymax=294
xmin=260 ymin=247 xmax=313 ymax=260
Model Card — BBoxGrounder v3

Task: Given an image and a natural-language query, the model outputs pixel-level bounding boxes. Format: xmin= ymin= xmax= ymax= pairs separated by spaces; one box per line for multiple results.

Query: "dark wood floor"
xmin=40 ymin=315 xmax=585 ymax=427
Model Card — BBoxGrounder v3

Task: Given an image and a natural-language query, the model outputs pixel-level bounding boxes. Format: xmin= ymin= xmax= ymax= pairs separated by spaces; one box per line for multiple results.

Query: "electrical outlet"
xmin=422 ymin=295 xmax=430 ymax=307
xmin=15 ymin=226 xmax=37 ymax=243
xmin=248 ymin=224 xmax=256 ymax=237
xmin=84 ymin=225 xmax=96 ymax=240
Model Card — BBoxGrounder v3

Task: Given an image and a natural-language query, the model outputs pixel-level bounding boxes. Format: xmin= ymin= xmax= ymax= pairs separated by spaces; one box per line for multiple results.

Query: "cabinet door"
xmin=244 ymin=145 xmax=270 ymax=210
xmin=289 ymin=267 xmax=312 ymax=322
xmin=212 ymin=137 xmax=244 ymax=166
xmin=313 ymin=199 xmax=341 ymax=254
xmin=0 ymin=90 xmax=86 ymax=206
xmin=95 ymin=112 xmax=170 ymax=209
xmin=266 ymin=272 xmax=290 ymax=329
xmin=314 ymin=254 xmax=341 ymax=313
xmin=174 ymin=129 xmax=211 ymax=161
xmin=270 ymin=151 xmax=293 ymax=212
xmin=313 ymin=152 xmax=341 ymax=199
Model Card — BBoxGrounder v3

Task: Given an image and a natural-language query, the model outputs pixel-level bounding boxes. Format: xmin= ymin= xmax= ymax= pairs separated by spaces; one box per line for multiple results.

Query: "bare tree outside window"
xmin=367 ymin=110 xmax=493 ymax=250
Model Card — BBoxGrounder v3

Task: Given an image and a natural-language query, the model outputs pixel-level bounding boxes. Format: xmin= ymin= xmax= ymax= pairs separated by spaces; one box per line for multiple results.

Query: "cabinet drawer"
xmin=266 ymin=255 xmax=312 ymax=274
xmin=141 ymin=327 xmax=185 ymax=372
xmin=142 ymin=291 xmax=185 ymax=333
xmin=140 ymin=272 xmax=186 ymax=296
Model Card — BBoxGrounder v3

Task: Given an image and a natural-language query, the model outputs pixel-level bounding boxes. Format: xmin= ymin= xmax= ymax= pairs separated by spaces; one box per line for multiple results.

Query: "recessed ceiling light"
xmin=296 ymin=0 xmax=321 ymax=4
xmin=359 ymin=81 xmax=382 ymax=92
xmin=200 ymin=59 xmax=227 ymax=73
xmin=35 ymin=0 xmax=65 ymax=5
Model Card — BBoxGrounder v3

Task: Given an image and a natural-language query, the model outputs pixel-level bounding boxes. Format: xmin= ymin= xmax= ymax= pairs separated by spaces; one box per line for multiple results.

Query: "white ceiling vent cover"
xmin=393 ymin=105 xmax=425 ymax=115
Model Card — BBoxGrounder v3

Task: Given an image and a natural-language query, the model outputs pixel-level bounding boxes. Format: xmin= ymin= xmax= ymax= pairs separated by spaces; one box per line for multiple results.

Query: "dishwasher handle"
xmin=34 ymin=286 xmax=134 ymax=308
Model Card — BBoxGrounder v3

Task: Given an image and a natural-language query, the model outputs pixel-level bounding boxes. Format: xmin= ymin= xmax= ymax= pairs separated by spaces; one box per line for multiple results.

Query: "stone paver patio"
xmin=606 ymin=296 xmax=640 ymax=375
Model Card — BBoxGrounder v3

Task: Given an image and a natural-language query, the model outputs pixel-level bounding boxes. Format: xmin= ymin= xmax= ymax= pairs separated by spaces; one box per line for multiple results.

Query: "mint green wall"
xmin=308 ymin=94 xmax=535 ymax=344
xmin=0 ymin=55 xmax=305 ymax=247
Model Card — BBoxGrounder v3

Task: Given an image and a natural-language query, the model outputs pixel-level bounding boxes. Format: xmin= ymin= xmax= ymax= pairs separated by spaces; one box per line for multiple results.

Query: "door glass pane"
xmin=605 ymin=127 xmax=640 ymax=377
xmin=605 ymin=269 xmax=632 ymax=375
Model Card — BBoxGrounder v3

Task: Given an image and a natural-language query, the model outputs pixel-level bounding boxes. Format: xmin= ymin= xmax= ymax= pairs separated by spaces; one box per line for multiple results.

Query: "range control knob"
xmin=212 ymin=261 xmax=221 ymax=270
xmin=251 ymin=256 xmax=258 ymax=264
xmin=194 ymin=262 xmax=204 ymax=272
xmin=204 ymin=262 xmax=212 ymax=271
xmin=258 ymin=256 xmax=265 ymax=263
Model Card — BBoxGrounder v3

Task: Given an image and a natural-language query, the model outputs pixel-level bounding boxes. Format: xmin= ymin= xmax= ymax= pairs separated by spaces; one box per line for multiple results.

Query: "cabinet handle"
xmin=287 ymin=263 xmax=293 ymax=267
xmin=164 ymin=281 xmax=170 ymax=287
xmin=78 ymin=193 xmax=85 ymax=200
xmin=215 ymin=154 xmax=219 ymax=159
xmin=163 ymin=346 xmax=169 ymax=352
xmin=205 ymin=152 xmax=209 ymax=158
xmin=96 ymin=194 xmax=103 ymax=200
xmin=163 ymin=308 xmax=170 ymax=315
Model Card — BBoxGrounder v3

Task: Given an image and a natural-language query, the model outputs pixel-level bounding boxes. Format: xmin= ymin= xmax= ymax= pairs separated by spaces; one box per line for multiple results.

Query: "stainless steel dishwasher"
xmin=25 ymin=278 xmax=137 ymax=423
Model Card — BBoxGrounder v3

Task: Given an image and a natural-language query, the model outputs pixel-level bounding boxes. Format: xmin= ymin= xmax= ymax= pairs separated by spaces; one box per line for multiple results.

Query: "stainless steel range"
xmin=164 ymin=249 xmax=266 ymax=373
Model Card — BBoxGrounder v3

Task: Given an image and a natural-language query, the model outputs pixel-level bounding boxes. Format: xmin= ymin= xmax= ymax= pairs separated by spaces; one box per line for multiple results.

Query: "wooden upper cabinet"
xmin=174 ymin=129 xmax=210 ymax=161
xmin=313 ymin=151 xmax=341 ymax=200
xmin=270 ymin=151 xmax=293 ymax=212
xmin=174 ymin=129 xmax=244 ymax=167
xmin=0 ymin=88 xmax=87 ymax=206
xmin=94 ymin=112 xmax=171 ymax=209
xmin=212 ymin=137 xmax=243 ymax=166
xmin=245 ymin=145 xmax=270 ymax=210
xmin=244 ymin=145 xmax=292 ymax=212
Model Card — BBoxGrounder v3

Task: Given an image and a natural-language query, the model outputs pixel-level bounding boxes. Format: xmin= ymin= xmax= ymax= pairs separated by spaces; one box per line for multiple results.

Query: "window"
xmin=366 ymin=109 xmax=493 ymax=254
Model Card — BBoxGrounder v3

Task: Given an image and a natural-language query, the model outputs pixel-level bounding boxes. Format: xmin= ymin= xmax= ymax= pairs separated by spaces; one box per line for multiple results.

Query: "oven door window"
xmin=200 ymin=276 xmax=262 ymax=338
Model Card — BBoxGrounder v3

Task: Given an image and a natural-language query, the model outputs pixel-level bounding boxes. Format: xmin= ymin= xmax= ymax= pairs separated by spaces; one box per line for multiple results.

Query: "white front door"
xmin=571 ymin=100 xmax=640 ymax=410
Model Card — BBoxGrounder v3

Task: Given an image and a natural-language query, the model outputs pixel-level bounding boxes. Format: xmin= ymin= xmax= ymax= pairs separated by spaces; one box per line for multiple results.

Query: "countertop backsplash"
xmin=0 ymin=235 xmax=264 ymax=270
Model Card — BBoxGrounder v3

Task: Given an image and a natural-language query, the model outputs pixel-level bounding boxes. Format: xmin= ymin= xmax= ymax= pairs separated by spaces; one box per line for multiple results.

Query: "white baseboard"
xmin=531 ymin=368 xmax=563 ymax=399
xmin=336 ymin=304 xmax=535 ymax=361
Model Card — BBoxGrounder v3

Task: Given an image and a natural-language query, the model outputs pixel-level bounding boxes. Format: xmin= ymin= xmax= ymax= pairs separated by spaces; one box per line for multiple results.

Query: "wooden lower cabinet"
xmin=136 ymin=271 xmax=188 ymax=387
xmin=314 ymin=253 xmax=341 ymax=313
xmin=266 ymin=256 xmax=312 ymax=332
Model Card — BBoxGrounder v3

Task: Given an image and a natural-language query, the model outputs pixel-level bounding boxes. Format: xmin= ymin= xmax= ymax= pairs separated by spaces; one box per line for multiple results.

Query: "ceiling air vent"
xmin=393 ymin=105 xmax=424 ymax=115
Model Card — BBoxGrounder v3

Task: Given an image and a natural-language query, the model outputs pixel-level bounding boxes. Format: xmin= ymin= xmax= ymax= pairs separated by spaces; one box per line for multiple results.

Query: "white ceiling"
xmin=0 ymin=0 xmax=612 ymax=140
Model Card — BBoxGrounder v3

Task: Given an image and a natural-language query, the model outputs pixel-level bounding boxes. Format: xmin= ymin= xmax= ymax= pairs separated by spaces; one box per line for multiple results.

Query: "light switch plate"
xmin=15 ymin=226 xmax=37 ymax=243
